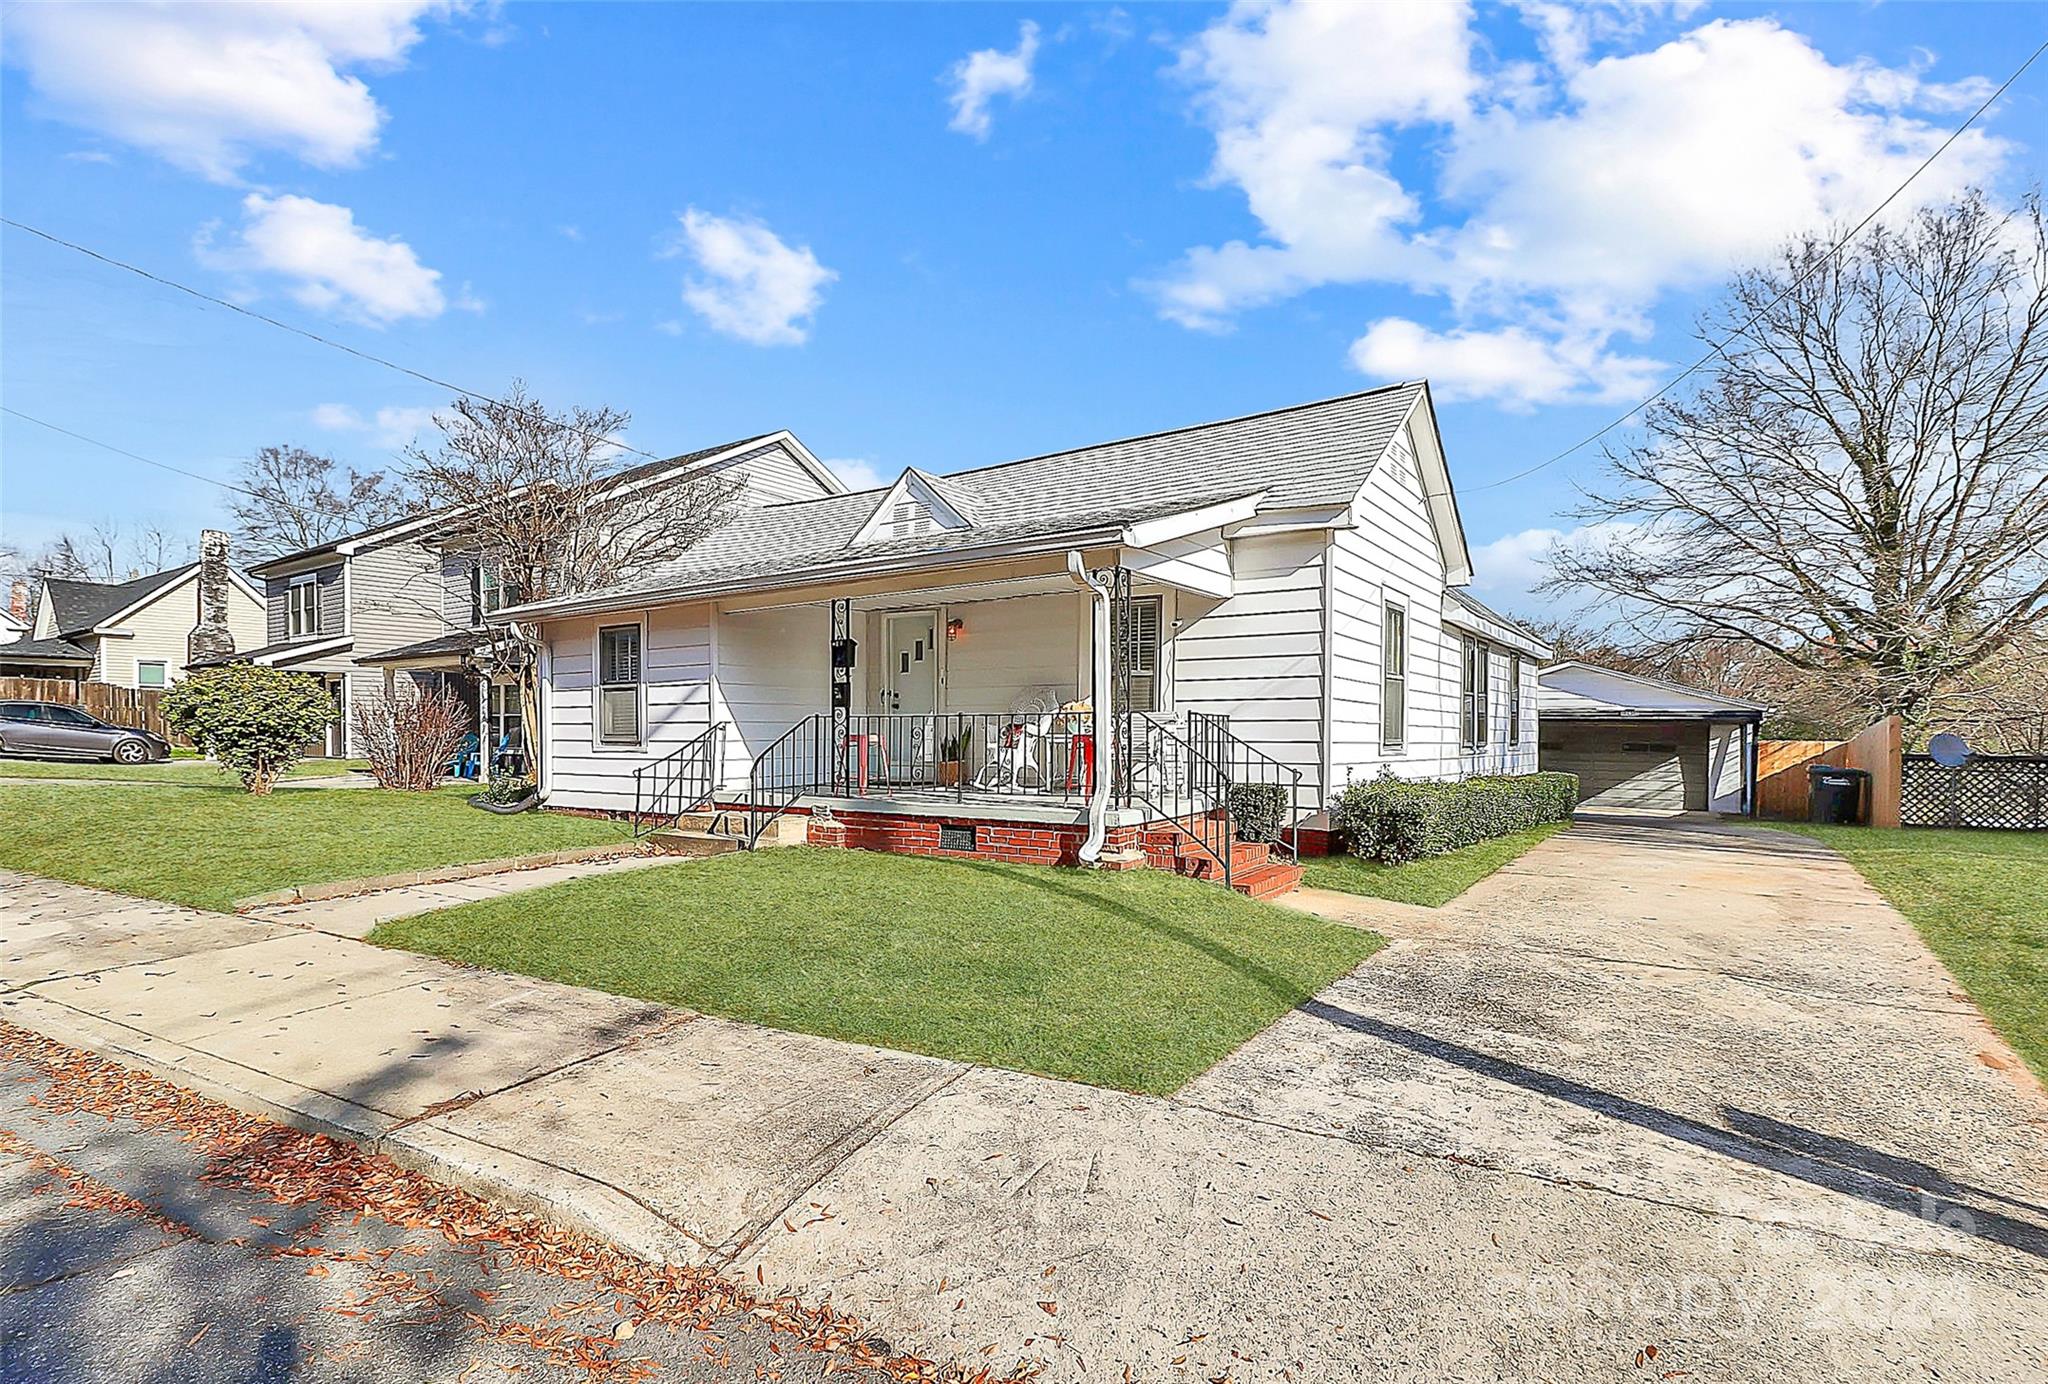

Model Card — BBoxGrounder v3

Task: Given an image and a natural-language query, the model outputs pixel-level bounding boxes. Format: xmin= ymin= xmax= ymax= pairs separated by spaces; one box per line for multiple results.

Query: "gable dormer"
xmin=848 ymin=469 xmax=974 ymax=547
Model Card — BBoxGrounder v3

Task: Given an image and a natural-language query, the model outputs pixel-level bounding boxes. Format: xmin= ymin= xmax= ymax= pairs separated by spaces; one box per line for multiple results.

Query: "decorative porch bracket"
xmin=1104 ymin=565 xmax=1133 ymax=809
xmin=829 ymin=597 xmax=851 ymax=796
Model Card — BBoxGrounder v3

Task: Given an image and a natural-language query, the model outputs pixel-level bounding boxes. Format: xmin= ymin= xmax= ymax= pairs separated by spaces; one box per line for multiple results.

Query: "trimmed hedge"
xmin=1332 ymin=771 xmax=1579 ymax=865
xmin=1227 ymin=782 xmax=1290 ymax=844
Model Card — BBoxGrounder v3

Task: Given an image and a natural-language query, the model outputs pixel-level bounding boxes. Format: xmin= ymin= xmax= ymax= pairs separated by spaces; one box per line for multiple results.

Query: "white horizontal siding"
xmin=729 ymin=442 xmax=836 ymax=506
xmin=1169 ymin=530 xmax=1326 ymax=808
xmin=543 ymin=605 xmax=716 ymax=812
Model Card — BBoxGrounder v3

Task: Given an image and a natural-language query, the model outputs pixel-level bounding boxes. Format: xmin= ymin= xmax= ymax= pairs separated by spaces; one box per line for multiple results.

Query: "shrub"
xmin=1227 ymin=782 xmax=1290 ymax=843
xmin=482 ymin=770 xmax=534 ymax=805
xmin=161 ymin=665 xmax=334 ymax=794
xmin=1332 ymin=771 xmax=1579 ymax=865
xmin=352 ymin=685 xmax=468 ymax=791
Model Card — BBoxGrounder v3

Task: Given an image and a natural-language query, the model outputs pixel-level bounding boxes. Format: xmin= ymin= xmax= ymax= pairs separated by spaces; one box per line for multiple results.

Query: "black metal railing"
xmin=1188 ymin=710 xmax=1304 ymax=863
xmin=825 ymin=712 xmax=1098 ymax=799
xmin=1123 ymin=713 xmax=1237 ymax=888
xmin=630 ymin=722 xmax=725 ymax=837
xmin=743 ymin=714 xmax=833 ymax=847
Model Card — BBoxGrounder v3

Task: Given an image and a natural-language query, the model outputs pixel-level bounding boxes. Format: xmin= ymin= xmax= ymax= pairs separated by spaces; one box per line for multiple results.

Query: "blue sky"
xmin=3 ymin=2 xmax=2042 ymax=618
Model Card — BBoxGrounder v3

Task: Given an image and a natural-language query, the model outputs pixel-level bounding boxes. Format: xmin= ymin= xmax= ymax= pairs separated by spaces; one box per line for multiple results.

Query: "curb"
xmin=231 ymin=842 xmax=649 ymax=911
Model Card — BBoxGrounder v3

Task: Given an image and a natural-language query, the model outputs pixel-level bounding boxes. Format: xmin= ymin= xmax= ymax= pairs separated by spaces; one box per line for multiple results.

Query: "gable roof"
xmin=43 ymin=570 xmax=189 ymax=637
xmin=848 ymin=469 xmax=975 ymax=547
xmin=504 ymin=383 xmax=1432 ymax=619
xmin=246 ymin=431 xmax=841 ymax=577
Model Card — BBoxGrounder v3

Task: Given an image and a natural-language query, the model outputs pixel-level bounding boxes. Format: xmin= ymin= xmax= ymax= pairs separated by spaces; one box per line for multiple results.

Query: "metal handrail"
xmin=1124 ymin=714 xmax=1237 ymax=889
xmin=629 ymin=722 xmax=726 ymax=838
xmin=1189 ymin=710 xmax=1305 ymax=863
xmin=743 ymin=714 xmax=830 ymax=848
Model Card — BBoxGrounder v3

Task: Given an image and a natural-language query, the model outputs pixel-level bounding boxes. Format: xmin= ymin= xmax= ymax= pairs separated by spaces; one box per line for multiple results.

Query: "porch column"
xmin=1066 ymin=555 xmax=1120 ymax=862
xmin=828 ymin=597 xmax=851 ymax=796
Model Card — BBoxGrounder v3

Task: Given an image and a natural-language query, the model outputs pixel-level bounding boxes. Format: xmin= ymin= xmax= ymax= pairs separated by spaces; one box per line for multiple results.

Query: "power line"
xmin=2 ymin=405 xmax=264 ymax=499
xmin=1470 ymin=37 xmax=2048 ymax=493
xmin=0 ymin=218 xmax=671 ymax=467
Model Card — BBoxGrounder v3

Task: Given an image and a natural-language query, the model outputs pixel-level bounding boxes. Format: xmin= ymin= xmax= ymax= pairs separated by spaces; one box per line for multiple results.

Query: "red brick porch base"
xmin=806 ymin=809 xmax=1145 ymax=869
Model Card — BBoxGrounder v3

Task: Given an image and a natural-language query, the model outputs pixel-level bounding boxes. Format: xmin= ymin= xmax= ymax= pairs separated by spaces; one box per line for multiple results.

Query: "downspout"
xmin=1066 ymin=552 xmax=1113 ymax=863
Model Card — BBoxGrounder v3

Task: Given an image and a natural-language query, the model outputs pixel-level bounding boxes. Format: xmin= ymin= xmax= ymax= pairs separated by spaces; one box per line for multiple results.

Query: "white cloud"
xmin=946 ymin=20 xmax=1041 ymax=140
xmin=1351 ymin=318 xmax=1662 ymax=409
xmin=3 ymin=2 xmax=458 ymax=182
xmin=822 ymin=457 xmax=893 ymax=492
xmin=200 ymin=194 xmax=446 ymax=325
xmin=1470 ymin=520 xmax=1654 ymax=614
xmin=311 ymin=403 xmax=440 ymax=447
xmin=1152 ymin=3 xmax=2014 ymax=405
xmin=666 ymin=208 xmax=835 ymax=347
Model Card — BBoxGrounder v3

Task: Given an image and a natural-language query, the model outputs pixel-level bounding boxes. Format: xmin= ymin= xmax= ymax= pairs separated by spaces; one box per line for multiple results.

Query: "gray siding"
xmin=264 ymin=563 xmax=345 ymax=643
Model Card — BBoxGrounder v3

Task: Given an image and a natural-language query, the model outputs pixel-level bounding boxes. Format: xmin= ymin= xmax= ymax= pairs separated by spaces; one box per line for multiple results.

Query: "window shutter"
xmin=1127 ymin=596 xmax=1162 ymax=713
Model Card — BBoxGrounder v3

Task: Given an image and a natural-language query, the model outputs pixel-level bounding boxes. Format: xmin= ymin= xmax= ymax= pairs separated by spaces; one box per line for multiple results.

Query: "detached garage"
xmin=1536 ymin=662 xmax=1766 ymax=815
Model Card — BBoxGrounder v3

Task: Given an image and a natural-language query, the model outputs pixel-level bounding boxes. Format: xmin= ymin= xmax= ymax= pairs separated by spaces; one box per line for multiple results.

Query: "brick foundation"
xmin=1290 ymin=825 xmax=1343 ymax=857
xmin=807 ymin=808 xmax=1142 ymax=869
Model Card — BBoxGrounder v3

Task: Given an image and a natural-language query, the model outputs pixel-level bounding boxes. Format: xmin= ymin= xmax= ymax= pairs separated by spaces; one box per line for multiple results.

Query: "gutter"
xmin=1065 ymin=552 xmax=1114 ymax=864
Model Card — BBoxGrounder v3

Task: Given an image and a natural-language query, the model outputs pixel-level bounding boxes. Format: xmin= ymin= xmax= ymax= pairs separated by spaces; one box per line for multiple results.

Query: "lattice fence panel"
xmin=1901 ymin=755 xmax=2048 ymax=830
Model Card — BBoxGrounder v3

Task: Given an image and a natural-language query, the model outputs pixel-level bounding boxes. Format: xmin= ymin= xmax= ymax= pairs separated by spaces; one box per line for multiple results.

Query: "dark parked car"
xmin=0 ymin=701 xmax=172 ymax=765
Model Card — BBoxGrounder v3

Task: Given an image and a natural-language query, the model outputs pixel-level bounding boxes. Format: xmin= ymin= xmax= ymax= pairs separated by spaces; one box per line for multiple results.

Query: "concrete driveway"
xmin=6 ymin=817 xmax=2046 ymax=1381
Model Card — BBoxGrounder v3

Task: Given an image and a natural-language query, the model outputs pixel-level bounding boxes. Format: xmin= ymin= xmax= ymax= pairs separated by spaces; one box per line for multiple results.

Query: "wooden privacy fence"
xmin=0 ymin=677 xmax=178 ymax=741
xmin=1901 ymin=754 xmax=2048 ymax=830
xmin=1756 ymin=716 xmax=1903 ymax=827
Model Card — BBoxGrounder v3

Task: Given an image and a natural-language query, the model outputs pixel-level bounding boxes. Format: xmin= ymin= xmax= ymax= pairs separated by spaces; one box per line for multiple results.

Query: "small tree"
xmin=163 ymin=666 xmax=333 ymax=794
xmin=404 ymin=381 xmax=740 ymax=776
xmin=351 ymin=684 xmax=468 ymax=791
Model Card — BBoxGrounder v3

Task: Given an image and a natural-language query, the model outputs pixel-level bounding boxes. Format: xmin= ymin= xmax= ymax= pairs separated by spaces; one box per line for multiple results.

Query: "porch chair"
xmin=974 ymin=687 xmax=1063 ymax=792
xmin=450 ymin=732 xmax=481 ymax=780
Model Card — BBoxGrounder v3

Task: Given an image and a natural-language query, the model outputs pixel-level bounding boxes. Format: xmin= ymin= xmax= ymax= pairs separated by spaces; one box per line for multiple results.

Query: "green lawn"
xmin=0 ymin=781 xmax=628 ymax=911
xmin=373 ymin=847 xmax=1382 ymax=1095
xmin=1299 ymin=823 xmax=1569 ymax=907
xmin=0 ymin=757 xmax=370 ymax=783
xmin=1768 ymin=825 xmax=2047 ymax=1081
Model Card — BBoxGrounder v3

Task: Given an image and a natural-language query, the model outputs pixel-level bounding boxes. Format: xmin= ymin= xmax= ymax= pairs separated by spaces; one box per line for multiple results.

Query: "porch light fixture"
xmin=946 ymin=617 xmax=965 ymax=642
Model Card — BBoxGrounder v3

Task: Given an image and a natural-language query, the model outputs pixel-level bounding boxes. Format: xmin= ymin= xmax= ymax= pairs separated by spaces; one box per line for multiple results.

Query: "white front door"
xmin=880 ymin=611 xmax=938 ymax=776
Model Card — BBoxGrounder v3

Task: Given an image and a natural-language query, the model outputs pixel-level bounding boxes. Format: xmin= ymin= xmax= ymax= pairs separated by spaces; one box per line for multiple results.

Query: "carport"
xmin=1536 ymin=662 xmax=1767 ymax=814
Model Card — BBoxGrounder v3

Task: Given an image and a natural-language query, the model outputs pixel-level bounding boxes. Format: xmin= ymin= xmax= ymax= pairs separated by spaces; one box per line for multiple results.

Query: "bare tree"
xmin=351 ymin=685 xmax=469 ymax=791
xmin=1549 ymin=193 xmax=2048 ymax=737
xmin=230 ymin=444 xmax=414 ymax=557
xmin=403 ymin=381 xmax=741 ymax=774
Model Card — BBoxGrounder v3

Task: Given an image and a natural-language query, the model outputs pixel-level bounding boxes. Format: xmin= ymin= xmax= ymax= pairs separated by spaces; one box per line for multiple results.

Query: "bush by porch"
xmin=370 ymin=847 xmax=1382 ymax=1095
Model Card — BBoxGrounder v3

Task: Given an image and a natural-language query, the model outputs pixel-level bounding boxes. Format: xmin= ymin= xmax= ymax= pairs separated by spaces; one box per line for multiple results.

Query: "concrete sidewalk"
xmin=5 ymin=842 xmax=2047 ymax=1382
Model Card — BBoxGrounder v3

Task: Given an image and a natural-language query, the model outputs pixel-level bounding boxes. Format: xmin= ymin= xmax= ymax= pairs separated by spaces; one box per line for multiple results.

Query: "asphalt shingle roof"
xmin=0 ymin=635 xmax=94 ymax=664
xmin=43 ymin=569 xmax=191 ymax=637
xmin=543 ymin=384 xmax=1425 ymax=609
xmin=356 ymin=630 xmax=488 ymax=664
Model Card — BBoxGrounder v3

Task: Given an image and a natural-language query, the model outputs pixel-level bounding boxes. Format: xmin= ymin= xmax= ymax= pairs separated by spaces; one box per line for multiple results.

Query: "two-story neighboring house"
xmin=0 ymin=531 xmax=265 ymax=686
xmin=220 ymin=434 xmax=845 ymax=757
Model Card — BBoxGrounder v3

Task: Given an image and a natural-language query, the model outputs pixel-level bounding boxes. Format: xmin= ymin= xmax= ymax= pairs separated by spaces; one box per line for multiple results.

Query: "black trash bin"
xmin=1808 ymin=765 xmax=1869 ymax=825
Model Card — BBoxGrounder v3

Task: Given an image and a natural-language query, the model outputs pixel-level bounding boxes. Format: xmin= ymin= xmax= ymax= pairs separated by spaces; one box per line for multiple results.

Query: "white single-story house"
xmin=1536 ymin=661 xmax=1767 ymax=814
xmin=498 ymin=383 xmax=1551 ymax=895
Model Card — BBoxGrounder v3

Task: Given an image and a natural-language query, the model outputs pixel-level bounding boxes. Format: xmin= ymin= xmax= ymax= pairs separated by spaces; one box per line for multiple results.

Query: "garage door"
xmin=1541 ymin=722 xmax=1708 ymax=811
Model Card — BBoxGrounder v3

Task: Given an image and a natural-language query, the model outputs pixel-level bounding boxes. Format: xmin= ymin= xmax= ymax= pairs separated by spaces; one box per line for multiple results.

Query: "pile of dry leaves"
xmin=0 ymin=1020 xmax=1032 ymax=1384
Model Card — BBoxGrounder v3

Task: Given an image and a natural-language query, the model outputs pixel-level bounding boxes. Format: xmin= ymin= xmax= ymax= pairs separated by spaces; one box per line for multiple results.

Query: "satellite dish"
xmin=1928 ymin=732 xmax=1971 ymax=768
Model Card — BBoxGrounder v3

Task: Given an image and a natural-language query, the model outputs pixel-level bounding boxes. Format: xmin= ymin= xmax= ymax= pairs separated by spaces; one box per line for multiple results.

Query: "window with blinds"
xmin=597 ymin=624 xmax=641 ymax=745
xmin=1380 ymin=603 xmax=1406 ymax=748
xmin=1508 ymin=652 xmax=1522 ymax=746
xmin=1461 ymin=636 xmax=1489 ymax=750
xmin=287 ymin=575 xmax=320 ymax=637
xmin=1126 ymin=596 xmax=1163 ymax=713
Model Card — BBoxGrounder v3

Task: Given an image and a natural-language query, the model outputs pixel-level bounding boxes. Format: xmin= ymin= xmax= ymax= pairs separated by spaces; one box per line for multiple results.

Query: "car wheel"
xmin=112 ymin=739 xmax=152 ymax=765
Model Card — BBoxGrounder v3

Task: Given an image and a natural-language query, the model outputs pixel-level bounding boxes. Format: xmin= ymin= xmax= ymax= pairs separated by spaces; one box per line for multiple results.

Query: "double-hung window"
xmin=287 ymin=575 xmax=320 ymax=637
xmin=1125 ymin=596 xmax=1163 ymax=714
xmin=1508 ymin=652 xmax=1523 ymax=746
xmin=1380 ymin=602 xmax=1406 ymax=748
xmin=471 ymin=564 xmax=518 ymax=623
xmin=597 ymin=624 xmax=642 ymax=746
xmin=1460 ymin=636 xmax=1489 ymax=750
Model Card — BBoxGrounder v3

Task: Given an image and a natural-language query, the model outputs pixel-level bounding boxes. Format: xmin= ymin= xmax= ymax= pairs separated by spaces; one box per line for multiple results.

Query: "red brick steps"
xmin=1139 ymin=825 xmax=1303 ymax=900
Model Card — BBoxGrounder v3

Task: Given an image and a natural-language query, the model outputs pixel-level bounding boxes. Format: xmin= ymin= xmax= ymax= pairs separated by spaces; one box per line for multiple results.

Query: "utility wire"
xmin=0 ymin=218 xmax=671 ymax=466
xmin=1471 ymin=37 xmax=2048 ymax=493
xmin=3 ymin=405 xmax=265 ymax=499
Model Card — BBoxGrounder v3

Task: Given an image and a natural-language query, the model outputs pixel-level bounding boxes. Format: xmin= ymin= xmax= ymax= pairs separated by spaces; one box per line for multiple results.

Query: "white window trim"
xmin=287 ymin=573 xmax=321 ymax=638
xmin=1508 ymin=651 xmax=1523 ymax=747
xmin=137 ymin=660 xmax=168 ymax=689
xmin=1461 ymin=635 xmax=1490 ymax=752
xmin=593 ymin=617 xmax=646 ymax=752
xmin=1380 ymin=593 xmax=1408 ymax=752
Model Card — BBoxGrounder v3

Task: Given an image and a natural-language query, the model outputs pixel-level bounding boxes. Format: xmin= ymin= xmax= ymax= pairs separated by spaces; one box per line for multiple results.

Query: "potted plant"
xmin=469 ymin=769 xmax=538 ymax=814
xmin=937 ymin=724 xmax=973 ymax=786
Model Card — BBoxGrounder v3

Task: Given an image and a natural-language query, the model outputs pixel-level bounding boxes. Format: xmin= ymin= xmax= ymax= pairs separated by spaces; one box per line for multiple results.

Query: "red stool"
xmin=1064 ymin=733 xmax=1096 ymax=795
xmin=840 ymin=733 xmax=889 ymax=794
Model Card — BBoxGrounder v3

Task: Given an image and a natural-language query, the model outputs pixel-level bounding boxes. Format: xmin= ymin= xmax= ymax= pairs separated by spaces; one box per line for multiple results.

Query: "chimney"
xmin=187 ymin=529 xmax=236 ymax=665
xmin=7 ymin=579 xmax=25 ymax=623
